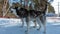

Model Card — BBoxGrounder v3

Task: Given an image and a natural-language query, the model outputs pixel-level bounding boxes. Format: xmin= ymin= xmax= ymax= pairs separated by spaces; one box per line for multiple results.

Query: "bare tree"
xmin=48 ymin=3 xmax=55 ymax=13
xmin=2 ymin=0 xmax=8 ymax=17
xmin=0 ymin=0 xmax=4 ymax=17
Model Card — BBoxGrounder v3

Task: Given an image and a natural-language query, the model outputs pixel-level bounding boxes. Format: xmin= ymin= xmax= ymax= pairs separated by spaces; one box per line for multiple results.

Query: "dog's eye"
xmin=11 ymin=11 xmax=13 ymax=13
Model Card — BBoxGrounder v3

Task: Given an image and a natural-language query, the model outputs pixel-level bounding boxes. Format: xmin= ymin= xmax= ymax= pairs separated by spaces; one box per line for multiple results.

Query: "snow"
xmin=46 ymin=17 xmax=60 ymax=22
xmin=0 ymin=18 xmax=60 ymax=34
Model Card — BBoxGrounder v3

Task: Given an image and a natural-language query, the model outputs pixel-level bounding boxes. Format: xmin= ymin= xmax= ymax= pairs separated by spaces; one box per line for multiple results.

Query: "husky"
xmin=10 ymin=6 xmax=47 ymax=34
xmin=10 ymin=0 xmax=48 ymax=34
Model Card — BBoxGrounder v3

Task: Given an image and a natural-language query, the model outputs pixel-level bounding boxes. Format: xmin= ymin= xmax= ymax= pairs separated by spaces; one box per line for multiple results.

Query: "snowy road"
xmin=0 ymin=18 xmax=60 ymax=34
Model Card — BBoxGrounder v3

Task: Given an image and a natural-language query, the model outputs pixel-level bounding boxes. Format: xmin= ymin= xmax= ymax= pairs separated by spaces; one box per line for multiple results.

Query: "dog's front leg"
xmin=21 ymin=18 xmax=24 ymax=28
xmin=33 ymin=17 xmax=37 ymax=28
xmin=25 ymin=17 xmax=30 ymax=34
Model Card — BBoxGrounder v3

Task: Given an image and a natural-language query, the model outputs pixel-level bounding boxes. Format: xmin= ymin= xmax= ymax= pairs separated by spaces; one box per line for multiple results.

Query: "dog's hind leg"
xmin=43 ymin=16 xmax=46 ymax=34
xmin=36 ymin=17 xmax=41 ymax=30
xmin=40 ymin=15 xmax=46 ymax=34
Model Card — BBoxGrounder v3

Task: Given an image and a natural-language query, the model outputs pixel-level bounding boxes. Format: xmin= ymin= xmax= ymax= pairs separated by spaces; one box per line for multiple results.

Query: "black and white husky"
xmin=10 ymin=6 xmax=47 ymax=34
xmin=10 ymin=1 xmax=47 ymax=34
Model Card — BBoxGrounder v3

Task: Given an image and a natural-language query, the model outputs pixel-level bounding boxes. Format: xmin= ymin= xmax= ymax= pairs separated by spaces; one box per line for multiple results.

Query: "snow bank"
xmin=0 ymin=17 xmax=60 ymax=27
xmin=46 ymin=17 xmax=60 ymax=23
xmin=0 ymin=18 xmax=35 ymax=27
xmin=0 ymin=18 xmax=22 ymax=27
